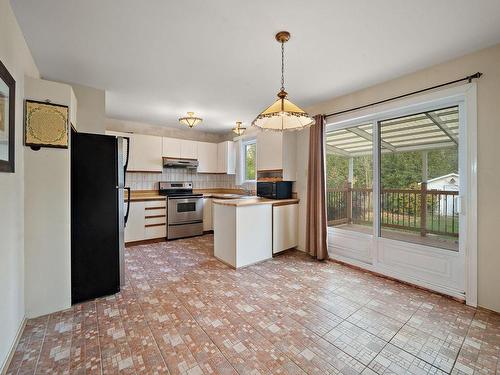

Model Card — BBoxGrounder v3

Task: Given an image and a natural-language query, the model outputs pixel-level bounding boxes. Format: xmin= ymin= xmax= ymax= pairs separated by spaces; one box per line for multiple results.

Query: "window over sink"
xmin=243 ymin=139 xmax=256 ymax=182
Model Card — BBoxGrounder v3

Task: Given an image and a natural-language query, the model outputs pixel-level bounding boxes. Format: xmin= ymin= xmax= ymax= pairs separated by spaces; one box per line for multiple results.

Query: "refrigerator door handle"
xmin=123 ymin=136 xmax=130 ymax=185
xmin=124 ymin=187 xmax=131 ymax=226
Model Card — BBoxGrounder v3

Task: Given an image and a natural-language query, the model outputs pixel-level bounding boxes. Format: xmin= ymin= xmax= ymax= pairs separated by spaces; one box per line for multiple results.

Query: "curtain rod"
xmin=324 ymin=72 xmax=482 ymax=118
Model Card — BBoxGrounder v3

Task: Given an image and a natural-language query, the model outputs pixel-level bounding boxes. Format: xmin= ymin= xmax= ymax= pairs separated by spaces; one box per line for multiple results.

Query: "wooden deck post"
xmin=346 ymin=182 xmax=352 ymax=223
xmin=420 ymin=182 xmax=427 ymax=237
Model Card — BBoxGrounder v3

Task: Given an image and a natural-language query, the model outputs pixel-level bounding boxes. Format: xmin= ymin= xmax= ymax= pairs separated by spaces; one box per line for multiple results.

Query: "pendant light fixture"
xmin=179 ymin=112 xmax=202 ymax=128
xmin=252 ymin=31 xmax=315 ymax=131
xmin=232 ymin=121 xmax=246 ymax=136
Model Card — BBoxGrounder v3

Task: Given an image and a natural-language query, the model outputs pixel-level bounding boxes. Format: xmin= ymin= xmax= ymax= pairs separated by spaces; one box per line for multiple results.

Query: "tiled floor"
xmin=6 ymin=234 xmax=500 ymax=374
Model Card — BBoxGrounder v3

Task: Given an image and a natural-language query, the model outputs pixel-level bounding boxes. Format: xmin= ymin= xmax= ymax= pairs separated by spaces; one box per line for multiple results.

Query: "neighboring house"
xmin=426 ymin=173 xmax=459 ymax=214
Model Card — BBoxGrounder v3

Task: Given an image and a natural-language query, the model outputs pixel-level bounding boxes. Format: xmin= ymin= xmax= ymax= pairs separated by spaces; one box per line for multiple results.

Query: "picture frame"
xmin=0 ymin=59 xmax=16 ymax=173
xmin=25 ymin=100 xmax=69 ymax=149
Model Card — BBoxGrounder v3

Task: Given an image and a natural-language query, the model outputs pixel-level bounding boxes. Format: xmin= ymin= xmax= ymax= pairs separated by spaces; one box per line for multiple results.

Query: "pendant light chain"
xmin=251 ymin=31 xmax=315 ymax=131
xmin=281 ymin=41 xmax=285 ymax=91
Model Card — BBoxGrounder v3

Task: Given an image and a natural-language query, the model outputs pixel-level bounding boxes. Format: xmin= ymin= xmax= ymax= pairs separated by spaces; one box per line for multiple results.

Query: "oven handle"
xmin=168 ymin=197 xmax=202 ymax=203
xmin=168 ymin=220 xmax=203 ymax=226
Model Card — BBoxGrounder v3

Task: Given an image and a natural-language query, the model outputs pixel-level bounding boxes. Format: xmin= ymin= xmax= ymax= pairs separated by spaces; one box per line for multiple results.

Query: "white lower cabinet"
xmin=203 ymin=198 xmax=213 ymax=231
xmin=272 ymin=203 xmax=298 ymax=254
xmin=125 ymin=201 xmax=146 ymax=242
xmin=125 ymin=200 xmax=166 ymax=243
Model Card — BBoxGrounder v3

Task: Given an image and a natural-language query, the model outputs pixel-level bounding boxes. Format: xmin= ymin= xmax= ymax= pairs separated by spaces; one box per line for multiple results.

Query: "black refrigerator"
xmin=71 ymin=130 xmax=130 ymax=304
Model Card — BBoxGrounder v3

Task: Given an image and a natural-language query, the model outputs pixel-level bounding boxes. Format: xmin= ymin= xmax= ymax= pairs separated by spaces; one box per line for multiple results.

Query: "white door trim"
xmin=325 ymin=83 xmax=478 ymax=306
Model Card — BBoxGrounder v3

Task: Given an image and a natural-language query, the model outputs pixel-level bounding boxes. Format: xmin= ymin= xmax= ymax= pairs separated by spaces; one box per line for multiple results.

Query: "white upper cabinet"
xmin=217 ymin=141 xmax=235 ymax=174
xmin=256 ymin=131 xmax=296 ymax=180
xmin=180 ymin=140 xmax=198 ymax=159
xmin=197 ymin=142 xmax=218 ymax=173
xmin=162 ymin=137 xmax=181 ymax=158
xmin=162 ymin=137 xmax=197 ymax=160
xmin=129 ymin=134 xmax=163 ymax=172
xmin=107 ymin=133 xmax=235 ymax=175
xmin=256 ymin=132 xmax=283 ymax=171
xmin=106 ymin=131 xmax=162 ymax=172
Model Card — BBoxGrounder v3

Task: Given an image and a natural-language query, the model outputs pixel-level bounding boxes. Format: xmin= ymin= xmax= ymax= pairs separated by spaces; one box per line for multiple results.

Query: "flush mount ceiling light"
xmin=179 ymin=112 xmax=202 ymax=128
xmin=252 ymin=31 xmax=315 ymax=131
xmin=232 ymin=121 xmax=246 ymax=136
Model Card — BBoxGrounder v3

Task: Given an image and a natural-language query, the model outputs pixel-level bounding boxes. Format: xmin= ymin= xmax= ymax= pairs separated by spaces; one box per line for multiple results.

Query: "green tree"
xmin=245 ymin=143 xmax=256 ymax=180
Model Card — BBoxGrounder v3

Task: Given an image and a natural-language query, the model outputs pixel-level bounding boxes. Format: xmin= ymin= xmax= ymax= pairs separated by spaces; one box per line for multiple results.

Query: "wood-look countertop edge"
xmin=212 ymin=198 xmax=299 ymax=207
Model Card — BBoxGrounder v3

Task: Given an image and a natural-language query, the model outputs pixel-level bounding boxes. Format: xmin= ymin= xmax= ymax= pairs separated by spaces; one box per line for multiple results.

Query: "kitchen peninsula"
xmin=213 ymin=197 xmax=299 ymax=268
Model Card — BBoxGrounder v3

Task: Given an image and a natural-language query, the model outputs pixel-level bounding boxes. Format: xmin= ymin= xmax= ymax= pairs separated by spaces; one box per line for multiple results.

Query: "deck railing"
xmin=327 ymin=182 xmax=459 ymax=237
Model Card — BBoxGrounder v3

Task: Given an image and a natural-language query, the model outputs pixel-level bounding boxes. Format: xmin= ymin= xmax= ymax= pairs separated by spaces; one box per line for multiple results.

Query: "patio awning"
xmin=325 ymin=106 xmax=459 ymax=157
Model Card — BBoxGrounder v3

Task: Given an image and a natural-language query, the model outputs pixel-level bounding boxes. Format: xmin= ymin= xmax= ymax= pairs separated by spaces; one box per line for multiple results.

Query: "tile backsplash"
xmin=127 ymin=169 xmax=237 ymax=191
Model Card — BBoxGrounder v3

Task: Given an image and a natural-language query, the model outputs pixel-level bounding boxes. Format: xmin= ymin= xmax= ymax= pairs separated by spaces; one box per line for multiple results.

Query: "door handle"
xmin=124 ymin=187 xmax=131 ymax=225
xmin=123 ymin=136 xmax=130 ymax=186
xmin=457 ymin=195 xmax=465 ymax=215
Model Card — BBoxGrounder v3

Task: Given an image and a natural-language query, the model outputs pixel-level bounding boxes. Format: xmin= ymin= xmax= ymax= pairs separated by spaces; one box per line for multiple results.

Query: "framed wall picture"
xmin=0 ymin=59 xmax=16 ymax=173
xmin=25 ymin=100 xmax=69 ymax=149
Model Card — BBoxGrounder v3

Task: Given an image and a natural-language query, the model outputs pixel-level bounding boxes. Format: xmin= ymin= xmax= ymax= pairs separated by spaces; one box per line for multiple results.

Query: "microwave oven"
xmin=257 ymin=181 xmax=293 ymax=199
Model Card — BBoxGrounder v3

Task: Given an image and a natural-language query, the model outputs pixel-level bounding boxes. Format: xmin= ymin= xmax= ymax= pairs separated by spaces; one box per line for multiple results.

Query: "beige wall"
xmin=297 ymin=43 xmax=500 ymax=312
xmin=71 ymin=83 xmax=105 ymax=134
xmin=0 ymin=0 xmax=40 ymax=369
xmin=24 ymin=77 xmax=76 ymax=319
xmin=106 ymin=117 xmax=232 ymax=143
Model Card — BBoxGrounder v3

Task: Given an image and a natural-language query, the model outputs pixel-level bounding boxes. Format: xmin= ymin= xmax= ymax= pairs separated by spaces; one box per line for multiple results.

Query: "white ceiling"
xmin=11 ymin=0 xmax=500 ymax=133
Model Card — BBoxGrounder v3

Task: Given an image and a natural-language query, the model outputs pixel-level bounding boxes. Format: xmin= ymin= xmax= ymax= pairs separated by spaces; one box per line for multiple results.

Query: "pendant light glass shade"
xmin=179 ymin=112 xmax=202 ymax=128
xmin=232 ymin=121 xmax=246 ymax=135
xmin=252 ymin=31 xmax=315 ymax=131
xmin=252 ymin=90 xmax=315 ymax=131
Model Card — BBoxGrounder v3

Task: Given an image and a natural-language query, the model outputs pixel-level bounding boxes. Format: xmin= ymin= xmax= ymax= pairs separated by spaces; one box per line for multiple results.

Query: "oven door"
xmin=168 ymin=197 xmax=203 ymax=224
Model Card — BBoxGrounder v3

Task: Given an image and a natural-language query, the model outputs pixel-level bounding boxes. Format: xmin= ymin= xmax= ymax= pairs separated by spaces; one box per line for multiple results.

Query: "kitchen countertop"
xmin=212 ymin=197 xmax=299 ymax=207
xmin=125 ymin=189 xmax=253 ymax=202
xmin=203 ymin=193 xmax=250 ymax=199
xmin=126 ymin=191 xmax=165 ymax=202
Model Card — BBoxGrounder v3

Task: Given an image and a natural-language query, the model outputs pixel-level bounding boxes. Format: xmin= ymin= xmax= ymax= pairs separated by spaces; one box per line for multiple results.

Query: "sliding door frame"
xmin=325 ymin=83 xmax=477 ymax=306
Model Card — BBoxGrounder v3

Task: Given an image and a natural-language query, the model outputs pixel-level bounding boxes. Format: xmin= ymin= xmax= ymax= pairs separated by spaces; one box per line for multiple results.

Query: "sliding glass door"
xmin=325 ymin=98 xmax=468 ymax=300
xmin=326 ymin=123 xmax=373 ymax=235
xmin=378 ymin=106 xmax=459 ymax=251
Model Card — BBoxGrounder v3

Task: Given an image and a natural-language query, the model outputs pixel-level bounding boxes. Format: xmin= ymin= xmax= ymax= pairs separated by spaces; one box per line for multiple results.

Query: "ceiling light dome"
xmin=252 ymin=31 xmax=315 ymax=131
xmin=179 ymin=112 xmax=202 ymax=128
xmin=232 ymin=121 xmax=246 ymax=135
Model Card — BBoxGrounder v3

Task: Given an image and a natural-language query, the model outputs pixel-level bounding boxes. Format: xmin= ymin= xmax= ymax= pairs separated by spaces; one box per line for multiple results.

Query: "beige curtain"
xmin=306 ymin=114 xmax=328 ymax=260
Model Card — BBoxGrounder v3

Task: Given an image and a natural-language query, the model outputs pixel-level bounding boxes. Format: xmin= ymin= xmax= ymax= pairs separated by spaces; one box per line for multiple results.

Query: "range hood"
xmin=163 ymin=157 xmax=198 ymax=169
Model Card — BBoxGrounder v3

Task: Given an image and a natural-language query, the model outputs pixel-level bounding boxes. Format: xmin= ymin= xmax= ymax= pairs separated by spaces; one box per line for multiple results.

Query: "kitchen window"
xmin=243 ymin=139 xmax=256 ymax=181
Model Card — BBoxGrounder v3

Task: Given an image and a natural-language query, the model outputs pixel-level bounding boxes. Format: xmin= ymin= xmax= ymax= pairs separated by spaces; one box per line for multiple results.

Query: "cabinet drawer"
xmin=145 ymin=200 xmax=166 ymax=208
xmin=144 ymin=224 xmax=166 ymax=239
xmin=145 ymin=215 xmax=166 ymax=225
xmin=144 ymin=208 xmax=165 ymax=216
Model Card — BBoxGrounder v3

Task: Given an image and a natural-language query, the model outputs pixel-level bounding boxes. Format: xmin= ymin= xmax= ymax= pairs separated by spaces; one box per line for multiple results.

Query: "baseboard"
xmin=125 ymin=237 xmax=166 ymax=247
xmin=1 ymin=316 xmax=27 ymax=375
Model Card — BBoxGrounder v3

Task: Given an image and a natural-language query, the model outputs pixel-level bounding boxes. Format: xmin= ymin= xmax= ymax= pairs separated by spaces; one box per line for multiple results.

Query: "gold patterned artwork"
xmin=25 ymin=100 xmax=69 ymax=148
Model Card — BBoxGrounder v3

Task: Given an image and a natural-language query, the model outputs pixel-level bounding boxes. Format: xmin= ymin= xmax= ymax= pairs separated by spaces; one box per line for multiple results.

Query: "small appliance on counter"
xmin=257 ymin=181 xmax=293 ymax=199
xmin=159 ymin=181 xmax=204 ymax=240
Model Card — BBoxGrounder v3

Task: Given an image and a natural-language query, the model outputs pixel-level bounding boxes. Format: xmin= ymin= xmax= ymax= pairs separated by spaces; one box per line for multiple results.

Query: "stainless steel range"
xmin=159 ymin=181 xmax=204 ymax=240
